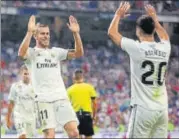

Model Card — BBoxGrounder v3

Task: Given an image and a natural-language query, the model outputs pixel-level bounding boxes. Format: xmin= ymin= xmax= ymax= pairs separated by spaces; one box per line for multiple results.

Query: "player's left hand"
xmin=115 ymin=1 xmax=131 ymax=18
xmin=67 ymin=15 xmax=80 ymax=33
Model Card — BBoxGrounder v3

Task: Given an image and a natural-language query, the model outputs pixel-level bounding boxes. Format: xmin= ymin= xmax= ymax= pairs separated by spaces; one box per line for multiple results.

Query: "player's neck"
xmin=139 ymin=36 xmax=154 ymax=42
xmin=75 ymin=80 xmax=84 ymax=84
xmin=36 ymin=43 xmax=48 ymax=49
xmin=23 ymin=80 xmax=29 ymax=85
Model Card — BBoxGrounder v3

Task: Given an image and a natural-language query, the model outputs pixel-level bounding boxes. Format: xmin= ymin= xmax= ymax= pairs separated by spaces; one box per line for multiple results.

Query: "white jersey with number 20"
xmin=121 ymin=37 xmax=171 ymax=110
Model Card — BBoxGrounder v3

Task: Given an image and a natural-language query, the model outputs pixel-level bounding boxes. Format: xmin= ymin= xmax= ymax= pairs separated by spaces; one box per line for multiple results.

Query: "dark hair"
xmin=74 ymin=69 xmax=83 ymax=80
xmin=136 ymin=15 xmax=155 ymax=35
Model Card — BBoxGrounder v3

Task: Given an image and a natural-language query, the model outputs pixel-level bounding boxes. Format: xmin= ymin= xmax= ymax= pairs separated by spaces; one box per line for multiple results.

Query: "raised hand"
xmin=67 ymin=15 xmax=80 ymax=33
xmin=115 ymin=1 xmax=131 ymax=18
xmin=145 ymin=4 xmax=157 ymax=19
xmin=28 ymin=15 xmax=36 ymax=34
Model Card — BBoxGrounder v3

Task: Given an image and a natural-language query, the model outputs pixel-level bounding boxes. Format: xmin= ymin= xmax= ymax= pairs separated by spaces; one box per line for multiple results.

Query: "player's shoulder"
xmin=51 ymin=47 xmax=65 ymax=53
xmin=11 ymin=82 xmax=20 ymax=89
xmin=29 ymin=47 xmax=36 ymax=51
xmin=158 ymin=39 xmax=170 ymax=44
xmin=122 ymin=37 xmax=136 ymax=41
xmin=122 ymin=37 xmax=139 ymax=44
xmin=51 ymin=47 xmax=57 ymax=50
xmin=159 ymin=40 xmax=171 ymax=48
xmin=52 ymin=47 xmax=64 ymax=50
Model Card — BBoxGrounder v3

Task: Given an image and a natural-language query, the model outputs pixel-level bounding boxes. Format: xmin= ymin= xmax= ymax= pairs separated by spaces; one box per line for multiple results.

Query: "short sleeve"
xmin=8 ymin=84 xmax=16 ymax=101
xmin=89 ymin=85 xmax=97 ymax=98
xmin=53 ymin=47 xmax=68 ymax=61
xmin=160 ymin=40 xmax=171 ymax=48
xmin=121 ymin=37 xmax=140 ymax=57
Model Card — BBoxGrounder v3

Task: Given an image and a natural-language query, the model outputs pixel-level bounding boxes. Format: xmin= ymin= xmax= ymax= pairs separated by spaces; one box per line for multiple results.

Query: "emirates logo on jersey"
xmin=36 ymin=59 xmax=58 ymax=69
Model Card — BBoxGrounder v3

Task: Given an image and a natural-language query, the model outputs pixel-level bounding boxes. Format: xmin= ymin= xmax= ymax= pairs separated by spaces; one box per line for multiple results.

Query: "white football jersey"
xmin=8 ymin=81 xmax=35 ymax=120
xmin=24 ymin=47 xmax=68 ymax=102
xmin=121 ymin=37 xmax=171 ymax=110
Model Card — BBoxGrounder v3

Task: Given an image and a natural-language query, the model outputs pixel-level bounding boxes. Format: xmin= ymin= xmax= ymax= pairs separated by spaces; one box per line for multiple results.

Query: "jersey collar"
xmin=34 ymin=46 xmax=49 ymax=50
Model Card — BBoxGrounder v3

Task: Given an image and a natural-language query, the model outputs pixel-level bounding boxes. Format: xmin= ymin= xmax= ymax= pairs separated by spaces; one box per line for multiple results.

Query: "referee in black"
xmin=67 ymin=69 xmax=97 ymax=138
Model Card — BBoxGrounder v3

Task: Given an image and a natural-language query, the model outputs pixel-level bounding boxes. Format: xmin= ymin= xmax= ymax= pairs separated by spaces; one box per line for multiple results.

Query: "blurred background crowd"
xmin=2 ymin=0 xmax=179 ymax=13
xmin=1 ymin=0 xmax=179 ymax=135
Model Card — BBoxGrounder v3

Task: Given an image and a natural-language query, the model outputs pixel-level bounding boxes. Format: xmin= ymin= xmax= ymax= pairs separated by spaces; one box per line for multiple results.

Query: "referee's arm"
xmin=90 ymin=85 xmax=97 ymax=120
xmin=91 ymin=97 xmax=97 ymax=120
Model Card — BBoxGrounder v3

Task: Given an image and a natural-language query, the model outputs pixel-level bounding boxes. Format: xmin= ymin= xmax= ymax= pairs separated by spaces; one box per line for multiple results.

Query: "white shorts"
xmin=126 ymin=105 xmax=168 ymax=138
xmin=36 ymin=99 xmax=79 ymax=131
xmin=14 ymin=118 xmax=36 ymax=138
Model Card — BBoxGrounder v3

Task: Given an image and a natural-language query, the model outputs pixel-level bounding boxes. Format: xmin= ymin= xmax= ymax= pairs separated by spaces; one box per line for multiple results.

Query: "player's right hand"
xmin=28 ymin=15 xmax=36 ymax=34
xmin=67 ymin=15 xmax=80 ymax=33
xmin=115 ymin=1 xmax=130 ymax=18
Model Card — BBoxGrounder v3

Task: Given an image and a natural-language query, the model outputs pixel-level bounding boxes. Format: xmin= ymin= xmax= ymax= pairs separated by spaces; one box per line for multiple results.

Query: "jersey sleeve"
xmin=90 ymin=85 xmax=97 ymax=98
xmin=53 ymin=47 xmax=68 ymax=61
xmin=121 ymin=37 xmax=140 ymax=57
xmin=160 ymin=40 xmax=171 ymax=49
xmin=8 ymin=84 xmax=16 ymax=101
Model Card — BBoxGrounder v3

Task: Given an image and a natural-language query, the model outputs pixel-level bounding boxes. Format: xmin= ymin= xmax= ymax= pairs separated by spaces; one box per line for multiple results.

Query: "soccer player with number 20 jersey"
xmin=108 ymin=2 xmax=171 ymax=138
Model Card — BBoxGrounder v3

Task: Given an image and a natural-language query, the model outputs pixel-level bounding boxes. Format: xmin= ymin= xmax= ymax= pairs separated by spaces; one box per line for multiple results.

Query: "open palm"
xmin=67 ymin=15 xmax=80 ymax=33
xmin=116 ymin=1 xmax=130 ymax=18
xmin=28 ymin=15 xmax=36 ymax=33
xmin=145 ymin=4 xmax=157 ymax=19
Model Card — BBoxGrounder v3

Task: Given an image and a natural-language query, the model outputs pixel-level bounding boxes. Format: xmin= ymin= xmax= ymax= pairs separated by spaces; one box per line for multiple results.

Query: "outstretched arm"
xmin=66 ymin=16 xmax=84 ymax=59
xmin=145 ymin=5 xmax=169 ymax=41
xmin=108 ymin=2 xmax=130 ymax=47
xmin=18 ymin=15 xmax=36 ymax=59
xmin=92 ymin=98 xmax=97 ymax=123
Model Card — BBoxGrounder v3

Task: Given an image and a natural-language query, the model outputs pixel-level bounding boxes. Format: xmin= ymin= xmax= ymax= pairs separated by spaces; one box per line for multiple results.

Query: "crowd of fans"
xmin=1 ymin=37 xmax=179 ymax=133
xmin=2 ymin=0 xmax=179 ymax=13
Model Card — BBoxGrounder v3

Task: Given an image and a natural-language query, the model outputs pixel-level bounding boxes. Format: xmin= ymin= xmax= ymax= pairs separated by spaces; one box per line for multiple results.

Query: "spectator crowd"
xmin=2 ymin=0 xmax=179 ymax=13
